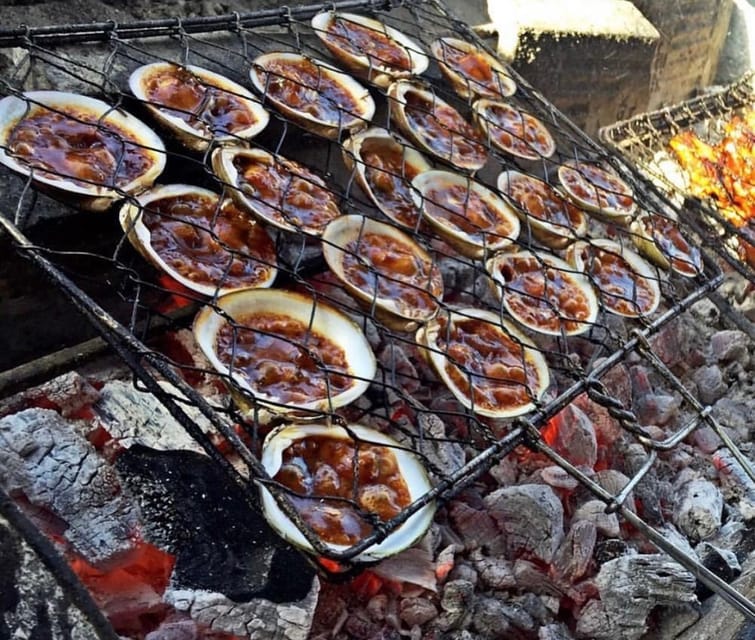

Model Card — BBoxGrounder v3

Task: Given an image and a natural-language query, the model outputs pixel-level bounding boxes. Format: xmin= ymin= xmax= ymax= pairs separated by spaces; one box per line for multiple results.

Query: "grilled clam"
xmin=558 ymin=160 xmax=636 ymax=224
xmin=431 ymin=37 xmax=516 ymax=100
xmin=0 ymin=91 xmax=165 ymax=211
xmin=486 ymin=249 xmax=598 ymax=336
xmin=119 ymin=184 xmax=277 ymax=297
xmin=412 ymin=170 xmax=520 ymax=259
xmin=249 ymin=52 xmax=375 ymax=139
xmin=193 ymin=289 xmax=376 ymax=415
xmin=474 ymin=100 xmax=555 ymax=161
xmin=322 ymin=214 xmax=443 ymax=331
xmin=566 ymin=239 xmax=660 ymax=318
xmin=416 ymin=307 xmax=550 ymax=419
xmin=259 ymin=422 xmax=435 ymax=561
xmin=342 ymin=127 xmax=431 ymax=230
xmin=129 ymin=62 xmax=269 ymax=151
xmin=387 ymin=80 xmax=488 ymax=172
xmin=212 ymin=146 xmax=342 ymax=236
xmin=630 ymin=212 xmax=703 ymax=277
xmin=311 ymin=11 xmax=429 ymax=88
xmin=497 ymin=170 xmax=587 ymax=248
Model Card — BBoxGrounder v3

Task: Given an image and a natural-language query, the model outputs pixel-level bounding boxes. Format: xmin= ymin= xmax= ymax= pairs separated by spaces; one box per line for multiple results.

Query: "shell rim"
xmin=474 ymin=98 xmax=556 ymax=161
xmin=258 ymin=421 xmax=436 ymax=561
xmin=557 ymin=160 xmax=637 ymax=222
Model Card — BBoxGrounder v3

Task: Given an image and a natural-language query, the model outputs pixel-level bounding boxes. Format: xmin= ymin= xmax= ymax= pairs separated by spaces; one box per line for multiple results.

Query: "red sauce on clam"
xmin=215 ymin=311 xmax=353 ymax=406
xmin=274 ymin=435 xmax=411 ymax=545
xmin=504 ymin=174 xmax=583 ymax=232
xmin=140 ymin=193 xmax=275 ymax=290
xmin=324 ymin=17 xmax=412 ymax=72
xmin=7 ymin=107 xmax=152 ymax=188
xmin=436 ymin=39 xmax=514 ymax=98
xmin=559 ymin=162 xmax=634 ymax=215
xmin=479 ymin=103 xmax=554 ymax=160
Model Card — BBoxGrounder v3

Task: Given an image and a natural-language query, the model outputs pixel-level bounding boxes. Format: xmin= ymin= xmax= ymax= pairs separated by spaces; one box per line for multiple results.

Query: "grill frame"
xmin=0 ymin=0 xmax=754 ymax=623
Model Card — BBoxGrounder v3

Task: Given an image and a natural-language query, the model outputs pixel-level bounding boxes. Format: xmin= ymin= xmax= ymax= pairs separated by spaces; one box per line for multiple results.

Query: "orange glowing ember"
xmin=669 ymin=110 xmax=755 ymax=266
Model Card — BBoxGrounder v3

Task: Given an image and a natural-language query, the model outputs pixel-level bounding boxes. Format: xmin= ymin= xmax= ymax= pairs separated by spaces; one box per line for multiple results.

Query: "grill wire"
xmin=1 ymin=0 xmax=754 ymax=623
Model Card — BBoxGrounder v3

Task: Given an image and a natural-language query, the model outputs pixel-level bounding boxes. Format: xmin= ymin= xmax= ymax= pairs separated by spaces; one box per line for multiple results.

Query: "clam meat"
xmin=630 ymin=212 xmax=703 ymax=277
xmin=474 ymin=99 xmax=555 ymax=161
xmin=558 ymin=160 xmax=636 ymax=224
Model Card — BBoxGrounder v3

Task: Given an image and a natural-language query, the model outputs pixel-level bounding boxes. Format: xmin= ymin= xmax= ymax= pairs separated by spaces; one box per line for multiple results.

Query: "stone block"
xmin=490 ymin=0 xmax=660 ymax=136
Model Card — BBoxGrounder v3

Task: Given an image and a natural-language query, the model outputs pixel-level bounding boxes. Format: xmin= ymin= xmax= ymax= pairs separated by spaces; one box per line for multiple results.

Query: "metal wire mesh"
xmin=601 ymin=71 xmax=755 ymax=284
xmin=0 ymin=0 xmax=754 ymax=617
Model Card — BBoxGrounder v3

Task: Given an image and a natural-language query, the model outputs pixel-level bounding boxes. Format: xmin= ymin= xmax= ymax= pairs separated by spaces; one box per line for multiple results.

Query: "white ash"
xmin=0 ymin=371 xmax=100 ymax=419
xmin=0 ymin=408 xmax=138 ymax=565
xmin=164 ymin=577 xmax=319 ymax=640
xmin=673 ymin=478 xmax=724 ymax=541
xmin=484 ymin=484 xmax=564 ymax=563
xmin=572 ymin=499 xmax=620 ymax=538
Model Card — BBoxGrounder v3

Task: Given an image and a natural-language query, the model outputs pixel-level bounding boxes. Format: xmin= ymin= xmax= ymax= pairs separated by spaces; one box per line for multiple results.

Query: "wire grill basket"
xmin=0 ymin=0 xmax=753 ymax=623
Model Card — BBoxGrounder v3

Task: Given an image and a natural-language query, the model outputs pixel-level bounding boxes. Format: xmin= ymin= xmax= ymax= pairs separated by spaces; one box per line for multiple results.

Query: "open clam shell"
xmin=259 ymin=422 xmax=436 ymax=562
xmin=387 ymin=80 xmax=488 ymax=172
xmin=630 ymin=212 xmax=703 ymax=277
xmin=558 ymin=160 xmax=636 ymax=224
xmin=193 ymin=289 xmax=376 ymax=415
xmin=322 ymin=214 xmax=443 ymax=332
xmin=0 ymin=91 xmax=165 ymax=211
xmin=128 ymin=62 xmax=269 ymax=152
xmin=249 ymin=52 xmax=375 ymax=139
xmin=412 ymin=170 xmax=520 ymax=259
xmin=431 ymin=37 xmax=516 ymax=100
xmin=566 ymin=239 xmax=661 ymax=318
xmin=312 ymin=11 xmax=429 ymax=88
xmin=212 ymin=146 xmax=342 ymax=236
xmin=119 ymin=184 xmax=277 ymax=297
xmin=342 ymin=127 xmax=431 ymax=230
xmin=416 ymin=307 xmax=550 ymax=419
xmin=474 ymin=99 xmax=556 ymax=161
xmin=486 ymin=249 xmax=598 ymax=336
xmin=497 ymin=170 xmax=587 ymax=249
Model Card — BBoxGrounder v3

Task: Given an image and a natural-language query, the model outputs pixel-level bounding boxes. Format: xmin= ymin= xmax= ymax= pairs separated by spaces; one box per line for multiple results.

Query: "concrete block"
xmin=632 ymin=0 xmax=735 ymax=108
xmin=489 ymin=0 xmax=660 ymax=136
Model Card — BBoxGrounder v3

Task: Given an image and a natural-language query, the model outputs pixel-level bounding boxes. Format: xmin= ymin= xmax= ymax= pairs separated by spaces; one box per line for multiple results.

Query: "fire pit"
xmin=0 ymin=1 xmax=754 ymax=639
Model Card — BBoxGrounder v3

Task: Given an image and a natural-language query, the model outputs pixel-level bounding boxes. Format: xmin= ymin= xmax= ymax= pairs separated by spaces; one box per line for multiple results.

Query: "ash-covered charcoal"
xmin=713 ymin=449 xmax=755 ymax=520
xmin=630 ymin=365 xmax=682 ymax=426
xmin=164 ymin=580 xmax=320 ymax=640
xmin=93 ymin=380 xmax=221 ymax=454
xmin=372 ymin=547 xmax=438 ymax=592
xmin=0 ymin=408 xmax=138 ymax=565
xmin=115 ymin=446 xmax=315 ymax=603
xmin=471 ymin=549 xmax=516 ymax=590
xmin=673 ymin=478 xmax=724 ymax=541
xmin=484 ymin=484 xmax=564 ymax=563
xmin=0 ymin=371 xmax=100 ymax=419
xmin=575 ymin=554 xmax=697 ymax=640
xmin=543 ymin=404 xmax=597 ymax=470
xmin=0 ymin=515 xmax=100 ymax=640
xmin=448 ymin=500 xmax=507 ymax=554
xmin=552 ymin=520 xmax=597 ymax=584
xmin=695 ymin=542 xmax=742 ymax=585
xmin=572 ymin=500 xmax=620 ymax=538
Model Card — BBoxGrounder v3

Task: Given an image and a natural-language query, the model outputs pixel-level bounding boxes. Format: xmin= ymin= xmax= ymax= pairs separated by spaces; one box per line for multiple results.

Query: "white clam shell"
xmin=387 ymin=80 xmax=488 ymax=172
xmin=249 ymin=52 xmax=375 ymax=139
xmin=416 ymin=307 xmax=551 ymax=419
xmin=0 ymin=91 xmax=165 ymax=211
xmin=486 ymin=249 xmax=599 ymax=336
xmin=431 ymin=37 xmax=516 ymax=100
xmin=259 ymin=422 xmax=436 ymax=561
xmin=312 ymin=11 xmax=429 ymax=88
xmin=212 ymin=145 xmax=342 ymax=236
xmin=473 ymin=99 xmax=556 ymax=161
xmin=193 ymin=288 xmax=376 ymax=415
xmin=342 ymin=127 xmax=431 ymax=230
xmin=412 ymin=170 xmax=520 ymax=259
xmin=119 ymin=184 xmax=277 ymax=297
xmin=497 ymin=170 xmax=587 ymax=249
xmin=630 ymin=212 xmax=703 ymax=278
xmin=557 ymin=160 xmax=636 ymax=224
xmin=129 ymin=62 xmax=269 ymax=151
xmin=321 ymin=214 xmax=443 ymax=331
xmin=566 ymin=238 xmax=661 ymax=318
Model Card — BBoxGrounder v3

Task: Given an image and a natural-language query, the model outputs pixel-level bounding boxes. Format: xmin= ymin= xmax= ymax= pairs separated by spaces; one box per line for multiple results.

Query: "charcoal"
xmin=400 ymin=597 xmax=438 ymax=627
xmin=576 ymin=554 xmax=697 ymax=640
xmin=115 ymin=446 xmax=315 ymax=603
xmin=696 ymin=542 xmax=742 ymax=584
xmin=547 ymin=404 xmax=597 ymax=469
xmin=373 ymin=547 xmax=437 ymax=592
xmin=552 ymin=520 xmax=596 ymax=583
xmin=472 ymin=550 xmax=516 ymax=590
xmin=657 ymin=523 xmax=698 ymax=561
xmin=0 ymin=371 xmax=100 ymax=419
xmin=448 ymin=500 xmax=507 ymax=554
xmin=144 ymin=617 xmax=202 ymax=640
xmin=710 ymin=330 xmax=750 ymax=365
xmin=647 ymin=603 xmax=700 ymax=639
xmin=540 ymin=465 xmax=580 ymax=491
xmin=484 ymin=484 xmax=564 ymax=563
xmin=513 ymin=560 xmax=565 ymax=598
xmin=471 ymin=596 xmax=512 ymax=639
xmin=0 ymin=515 xmax=99 ymax=640
xmin=435 ymin=579 xmax=474 ymax=631
xmin=630 ymin=365 xmax=681 ymax=426
xmin=693 ymin=366 xmax=728 ymax=405
xmin=713 ymin=449 xmax=755 ymax=520
xmin=413 ymin=413 xmax=465 ymax=479
xmin=623 ymin=444 xmax=663 ymax=524
xmin=539 ymin=623 xmax=575 ymax=640
xmin=673 ymin=478 xmax=724 ymax=541
xmin=447 ymin=560 xmax=478 ymax=587
xmin=572 ymin=500 xmax=620 ymax=538
xmin=165 ymin=580 xmax=319 ymax=640
xmin=0 ymin=408 xmax=138 ymax=564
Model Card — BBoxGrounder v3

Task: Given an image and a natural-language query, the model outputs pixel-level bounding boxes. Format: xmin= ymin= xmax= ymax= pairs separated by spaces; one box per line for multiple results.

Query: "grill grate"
xmin=0 ymin=0 xmax=754 ymax=622
xmin=601 ymin=72 xmax=755 ymax=284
